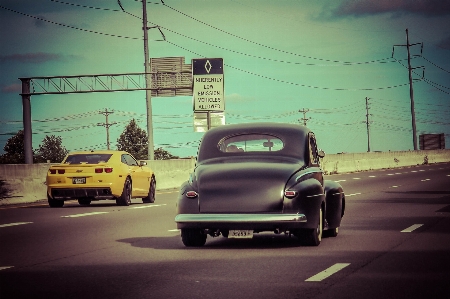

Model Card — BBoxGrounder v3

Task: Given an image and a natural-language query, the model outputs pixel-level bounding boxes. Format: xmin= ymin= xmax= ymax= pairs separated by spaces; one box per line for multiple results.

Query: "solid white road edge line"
xmin=0 ymin=222 xmax=33 ymax=228
xmin=401 ymin=224 xmax=424 ymax=233
xmin=346 ymin=193 xmax=361 ymax=197
xmin=305 ymin=263 xmax=351 ymax=282
xmin=61 ymin=212 xmax=109 ymax=218
xmin=129 ymin=204 xmax=167 ymax=209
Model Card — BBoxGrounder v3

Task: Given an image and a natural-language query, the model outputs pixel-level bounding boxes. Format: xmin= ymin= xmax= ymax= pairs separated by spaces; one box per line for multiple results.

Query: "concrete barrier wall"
xmin=320 ymin=149 xmax=450 ymax=174
xmin=0 ymin=150 xmax=449 ymax=205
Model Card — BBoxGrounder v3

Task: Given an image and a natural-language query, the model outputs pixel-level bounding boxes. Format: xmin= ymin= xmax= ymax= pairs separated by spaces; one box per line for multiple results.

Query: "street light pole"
xmin=143 ymin=0 xmax=154 ymax=160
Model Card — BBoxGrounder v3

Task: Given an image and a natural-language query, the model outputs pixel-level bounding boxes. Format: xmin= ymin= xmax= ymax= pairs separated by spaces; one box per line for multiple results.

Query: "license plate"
xmin=228 ymin=230 xmax=253 ymax=239
xmin=72 ymin=177 xmax=86 ymax=184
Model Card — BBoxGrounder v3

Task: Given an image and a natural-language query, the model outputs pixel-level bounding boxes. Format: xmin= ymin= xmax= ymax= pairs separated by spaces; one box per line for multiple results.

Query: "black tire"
xmin=325 ymin=227 xmax=339 ymax=238
xmin=48 ymin=195 xmax=64 ymax=208
xmin=142 ymin=176 xmax=156 ymax=203
xmin=297 ymin=206 xmax=323 ymax=246
xmin=116 ymin=177 xmax=132 ymax=206
xmin=78 ymin=199 xmax=92 ymax=206
xmin=181 ymin=229 xmax=207 ymax=247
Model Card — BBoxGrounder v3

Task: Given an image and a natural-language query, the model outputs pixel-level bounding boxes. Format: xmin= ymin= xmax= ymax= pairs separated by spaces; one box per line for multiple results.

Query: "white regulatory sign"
xmin=192 ymin=58 xmax=224 ymax=112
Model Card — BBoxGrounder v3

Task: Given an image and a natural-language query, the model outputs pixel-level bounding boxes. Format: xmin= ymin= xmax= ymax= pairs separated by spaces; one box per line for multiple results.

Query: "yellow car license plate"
xmin=72 ymin=177 xmax=86 ymax=184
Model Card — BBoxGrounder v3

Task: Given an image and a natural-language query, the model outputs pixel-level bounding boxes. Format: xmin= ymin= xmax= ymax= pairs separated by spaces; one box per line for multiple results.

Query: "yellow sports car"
xmin=46 ymin=150 xmax=156 ymax=207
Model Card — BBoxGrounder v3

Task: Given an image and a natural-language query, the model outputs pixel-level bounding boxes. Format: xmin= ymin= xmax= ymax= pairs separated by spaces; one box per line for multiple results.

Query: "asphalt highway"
xmin=0 ymin=163 xmax=449 ymax=299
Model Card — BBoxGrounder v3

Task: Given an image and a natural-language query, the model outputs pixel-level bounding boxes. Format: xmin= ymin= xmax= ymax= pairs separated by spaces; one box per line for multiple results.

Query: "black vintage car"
xmin=175 ymin=122 xmax=345 ymax=247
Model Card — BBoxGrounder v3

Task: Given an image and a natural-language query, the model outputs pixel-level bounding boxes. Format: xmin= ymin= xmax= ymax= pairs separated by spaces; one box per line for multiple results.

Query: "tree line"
xmin=0 ymin=118 xmax=179 ymax=164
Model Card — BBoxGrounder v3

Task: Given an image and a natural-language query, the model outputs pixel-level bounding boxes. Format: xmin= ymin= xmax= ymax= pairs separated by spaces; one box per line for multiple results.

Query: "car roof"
xmin=67 ymin=150 xmax=127 ymax=155
xmin=197 ymin=122 xmax=311 ymax=162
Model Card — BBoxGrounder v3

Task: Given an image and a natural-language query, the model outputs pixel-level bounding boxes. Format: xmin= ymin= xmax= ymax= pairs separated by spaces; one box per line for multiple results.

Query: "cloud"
xmin=225 ymin=93 xmax=256 ymax=103
xmin=0 ymin=52 xmax=62 ymax=64
xmin=437 ymin=35 xmax=450 ymax=50
xmin=1 ymin=83 xmax=22 ymax=93
xmin=332 ymin=0 xmax=450 ymax=17
xmin=34 ymin=16 xmax=47 ymax=28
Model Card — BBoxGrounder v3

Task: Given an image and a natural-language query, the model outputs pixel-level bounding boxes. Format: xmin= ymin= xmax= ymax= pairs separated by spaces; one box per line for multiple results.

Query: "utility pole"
xmin=365 ymin=97 xmax=371 ymax=152
xmin=392 ymin=29 xmax=422 ymax=150
xmin=299 ymin=108 xmax=310 ymax=126
xmin=142 ymin=0 xmax=154 ymax=160
xmin=406 ymin=28 xmax=418 ymax=150
xmin=98 ymin=109 xmax=117 ymax=150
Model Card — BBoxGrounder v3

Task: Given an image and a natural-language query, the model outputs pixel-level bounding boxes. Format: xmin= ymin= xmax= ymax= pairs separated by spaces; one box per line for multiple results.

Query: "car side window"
xmin=122 ymin=154 xmax=138 ymax=166
xmin=309 ymin=134 xmax=320 ymax=166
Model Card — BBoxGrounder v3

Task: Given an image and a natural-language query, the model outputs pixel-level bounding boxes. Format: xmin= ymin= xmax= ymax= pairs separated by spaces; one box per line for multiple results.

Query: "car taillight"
xmin=104 ymin=168 xmax=113 ymax=173
xmin=49 ymin=169 xmax=56 ymax=174
xmin=95 ymin=168 xmax=103 ymax=173
xmin=186 ymin=191 xmax=198 ymax=198
xmin=57 ymin=169 xmax=65 ymax=174
xmin=284 ymin=190 xmax=297 ymax=198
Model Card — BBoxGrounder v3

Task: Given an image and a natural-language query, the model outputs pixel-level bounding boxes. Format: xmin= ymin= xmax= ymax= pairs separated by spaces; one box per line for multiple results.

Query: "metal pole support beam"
xmin=142 ymin=0 xmax=154 ymax=160
xmin=21 ymin=78 xmax=33 ymax=164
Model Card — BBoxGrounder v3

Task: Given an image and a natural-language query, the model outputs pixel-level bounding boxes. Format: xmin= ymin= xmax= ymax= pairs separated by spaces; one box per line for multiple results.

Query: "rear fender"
xmin=176 ymin=180 xmax=199 ymax=214
xmin=283 ymin=178 xmax=324 ymax=229
xmin=324 ymin=180 xmax=344 ymax=228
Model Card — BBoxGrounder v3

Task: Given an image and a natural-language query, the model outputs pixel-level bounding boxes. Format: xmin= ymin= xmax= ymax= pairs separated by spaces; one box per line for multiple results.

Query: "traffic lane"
xmin=119 ymin=176 xmax=450 ymax=298
xmin=314 ymin=172 xmax=450 ymax=298
xmin=2 ymin=205 xmax=444 ymax=299
xmin=340 ymin=172 xmax=449 ymax=245
xmin=0 ymin=190 xmax=178 ymax=268
xmin=0 ymin=228 xmax=362 ymax=299
xmin=315 ymin=214 xmax=450 ymax=299
xmin=1 ymin=171 xmax=449 ymax=298
xmin=327 ymin=162 xmax=450 ymax=193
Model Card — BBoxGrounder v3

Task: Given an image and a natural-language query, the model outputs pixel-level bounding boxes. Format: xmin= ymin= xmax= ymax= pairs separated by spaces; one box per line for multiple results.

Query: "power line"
xmin=46 ymin=1 xmax=401 ymax=67
xmin=161 ymin=1 xmax=395 ymax=65
xmin=0 ymin=5 xmax=141 ymax=40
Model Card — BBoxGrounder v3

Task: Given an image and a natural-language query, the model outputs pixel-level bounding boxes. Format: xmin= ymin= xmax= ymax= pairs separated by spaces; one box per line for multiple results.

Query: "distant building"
xmin=419 ymin=133 xmax=445 ymax=150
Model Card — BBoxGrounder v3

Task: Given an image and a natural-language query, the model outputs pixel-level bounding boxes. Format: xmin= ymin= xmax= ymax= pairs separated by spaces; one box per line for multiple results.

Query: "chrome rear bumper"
xmin=175 ymin=213 xmax=306 ymax=223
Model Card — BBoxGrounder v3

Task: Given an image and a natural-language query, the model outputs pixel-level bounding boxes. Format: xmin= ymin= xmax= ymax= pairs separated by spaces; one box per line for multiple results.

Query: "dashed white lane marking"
xmin=387 ymin=174 xmax=395 ymax=176
xmin=419 ymin=170 xmax=425 ymax=172
xmin=401 ymin=224 xmax=423 ymax=233
xmin=335 ymin=180 xmax=346 ymax=183
xmin=369 ymin=175 xmax=376 ymax=178
xmin=421 ymin=179 xmax=431 ymax=182
xmin=352 ymin=178 xmax=361 ymax=180
xmin=305 ymin=263 xmax=350 ymax=282
xmin=129 ymin=204 xmax=167 ymax=209
xmin=61 ymin=212 xmax=109 ymax=218
xmin=391 ymin=186 xmax=399 ymax=188
xmin=0 ymin=222 xmax=33 ymax=228
xmin=0 ymin=266 xmax=13 ymax=271
xmin=168 ymin=229 xmax=180 ymax=232
xmin=346 ymin=193 xmax=361 ymax=197
xmin=411 ymin=171 xmax=418 ymax=173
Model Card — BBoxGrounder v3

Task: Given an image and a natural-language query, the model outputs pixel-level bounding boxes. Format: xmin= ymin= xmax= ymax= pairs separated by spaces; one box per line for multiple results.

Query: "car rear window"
xmin=218 ymin=134 xmax=284 ymax=153
xmin=64 ymin=154 xmax=113 ymax=164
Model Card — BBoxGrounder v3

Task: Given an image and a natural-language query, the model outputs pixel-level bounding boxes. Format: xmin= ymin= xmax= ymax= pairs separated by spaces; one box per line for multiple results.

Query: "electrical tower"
xmin=299 ymin=108 xmax=310 ymax=126
xmin=97 ymin=109 xmax=117 ymax=150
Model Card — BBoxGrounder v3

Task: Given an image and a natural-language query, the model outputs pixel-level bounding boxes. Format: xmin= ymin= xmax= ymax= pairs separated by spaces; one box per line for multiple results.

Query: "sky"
xmin=0 ymin=0 xmax=449 ymax=158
